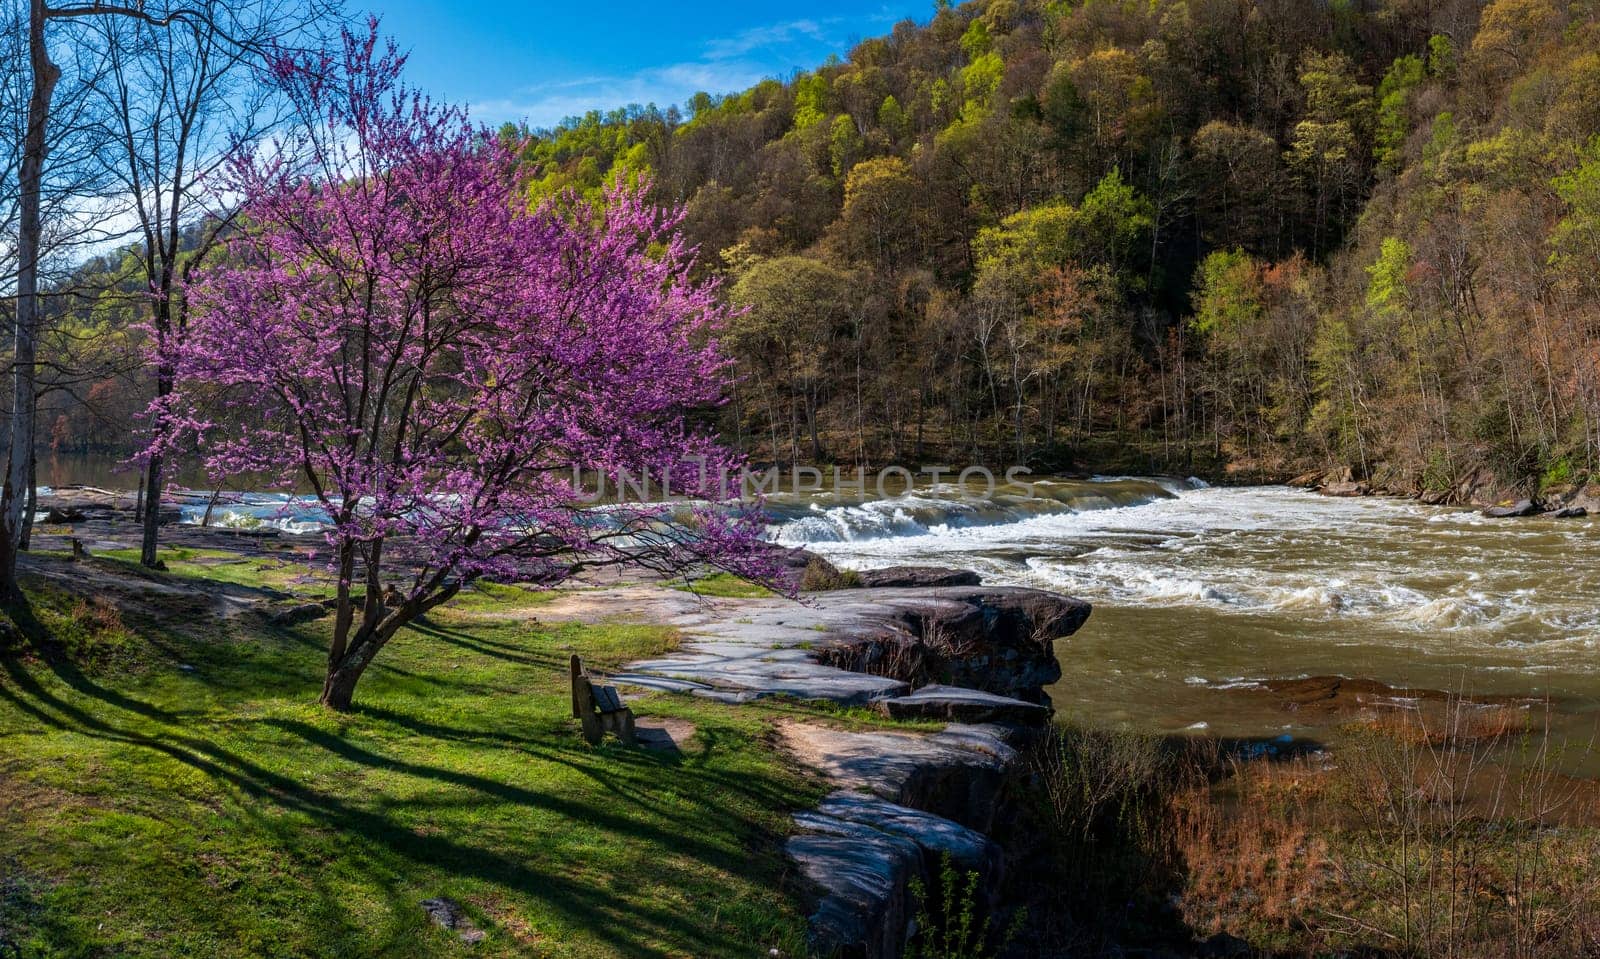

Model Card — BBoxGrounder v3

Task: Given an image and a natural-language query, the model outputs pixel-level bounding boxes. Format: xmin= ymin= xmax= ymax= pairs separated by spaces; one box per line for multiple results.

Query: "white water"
xmin=769 ymin=479 xmax=1600 ymax=738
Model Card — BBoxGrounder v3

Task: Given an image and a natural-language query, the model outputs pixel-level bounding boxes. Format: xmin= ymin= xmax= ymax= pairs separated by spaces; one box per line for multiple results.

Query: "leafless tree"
xmin=84 ymin=0 xmax=338 ymax=568
xmin=2 ymin=0 xmax=338 ymax=600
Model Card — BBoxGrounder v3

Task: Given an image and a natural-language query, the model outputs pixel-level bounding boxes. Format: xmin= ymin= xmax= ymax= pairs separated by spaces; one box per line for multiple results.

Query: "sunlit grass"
xmin=0 ymin=569 xmax=822 ymax=958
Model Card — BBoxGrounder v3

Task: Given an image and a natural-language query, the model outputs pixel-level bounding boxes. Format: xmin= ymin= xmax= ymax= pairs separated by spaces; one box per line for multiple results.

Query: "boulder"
xmin=1484 ymin=499 xmax=1540 ymax=518
xmin=854 ymin=566 xmax=981 ymax=589
xmin=1548 ymin=506 xmax=1588 ymax=519
xmin=1418 ymin=489 xmax=1450 ymax=505
xmin=42 ymin=505 xmax=86 ymax=524
xmin=1319 ymin=481 xmax=1369 ymax=497
xmin=876 ymin=684 xmax=1049 ymax=725
xmin=813 ymin=586 xmax=1091 ymax=703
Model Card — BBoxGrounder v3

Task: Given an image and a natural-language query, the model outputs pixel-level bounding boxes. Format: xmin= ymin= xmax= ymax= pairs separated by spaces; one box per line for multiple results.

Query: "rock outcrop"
xmin=614 ymin=585 xmax=1088 ymax=707
xmin=787 ymin=790 xmax=1004 ymax=959
xmin=1484 ymin=499 xmax=1541 ymax=518
xmin=780 ymin=723 xmax=1024 ymax=958
xmin=536 ymin=573 xmax=1091 ymax=959
xmin=854 ymin=566 xmax=983 ymax=588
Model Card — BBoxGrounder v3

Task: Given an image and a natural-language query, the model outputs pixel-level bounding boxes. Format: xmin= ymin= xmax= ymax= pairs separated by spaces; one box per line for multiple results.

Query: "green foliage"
xmin=1375 ymin=55 xmax=1425 ymax=171
xmin=828 ymin=114 xmax=863 ymax=178
xmin=1423 ymin=110 xmax=1460 ymax=178
xmin=1539 ymin=453 xmax=1576 ymax=491
xmin=877 ymin=94 xmax=908 ymax=140
xmin=1365 ymin=236 xmax=1413 ymax=319
xmin=1550 ymin=137 xmax=1600 ymax=272
xmin=792 ymin=72 xmax=830 ymax=132
xmin=669 ymin=571 xmax=776 ymax=598
xmin=1191 ymin=249 xmax=1263 ymax=336
xmin=960 ymin=52 xmax=1005 ymax=119
xmin=1428 ymin=33 xmax=1457 ymax=78
xmin=960 ymin=18 xmax=992 ymax=60
xmin=905 ymin=854 xmax=1023 ymax=959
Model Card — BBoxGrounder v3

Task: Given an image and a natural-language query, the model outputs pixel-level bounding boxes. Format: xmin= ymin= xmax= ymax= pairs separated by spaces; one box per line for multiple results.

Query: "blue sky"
xmin=370 ymin=1 xmax=930 ymax=129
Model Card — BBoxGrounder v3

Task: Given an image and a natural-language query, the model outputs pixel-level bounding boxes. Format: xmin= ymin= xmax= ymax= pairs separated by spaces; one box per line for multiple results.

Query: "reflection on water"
xmin=39 ymin=451 xmax=227 ymax=491
xmin=772 ymin=479 xmax=1600 ymax=754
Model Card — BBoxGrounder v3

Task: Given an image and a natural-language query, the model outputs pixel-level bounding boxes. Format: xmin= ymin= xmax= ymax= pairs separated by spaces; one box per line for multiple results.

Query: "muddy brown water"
xmin=773 ymin=479 xmax=1600 ymax=772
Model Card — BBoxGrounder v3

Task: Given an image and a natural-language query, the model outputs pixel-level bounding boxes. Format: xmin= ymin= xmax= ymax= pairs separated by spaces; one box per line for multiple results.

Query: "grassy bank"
xmin=0 ymin=553 xmax=826 ymax=958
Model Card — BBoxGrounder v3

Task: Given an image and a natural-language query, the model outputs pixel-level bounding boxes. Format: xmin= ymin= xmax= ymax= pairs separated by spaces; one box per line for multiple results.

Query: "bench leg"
xmin=618 ymin=710 xmax=636 ymax=746
xmin=580 ymin=711 xmax=602 ymax=746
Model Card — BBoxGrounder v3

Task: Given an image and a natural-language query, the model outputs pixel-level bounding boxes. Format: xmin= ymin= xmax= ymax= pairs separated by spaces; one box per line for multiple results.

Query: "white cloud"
xmin=468 ymin=59 xmax=773 ymax=129
xmin=702 ymin=18 xmax=828 ymax=60
xmin=470 ymin=10 xmax=906 ymax=130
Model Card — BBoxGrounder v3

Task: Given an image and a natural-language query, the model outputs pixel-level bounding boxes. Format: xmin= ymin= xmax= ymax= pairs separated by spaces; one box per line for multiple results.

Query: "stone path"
xmin=534 ymin=579 xmax=1090 ymax=959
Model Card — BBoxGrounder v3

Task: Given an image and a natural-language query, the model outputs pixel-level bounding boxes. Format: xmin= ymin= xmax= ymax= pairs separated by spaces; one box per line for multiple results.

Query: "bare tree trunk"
xmin=19 ymin=448 xmax=36 ymax=552
xmin=140 ymin=452 xmax=164 ymax=564
xmin=0 ymin=0 xmax=59 ymax=605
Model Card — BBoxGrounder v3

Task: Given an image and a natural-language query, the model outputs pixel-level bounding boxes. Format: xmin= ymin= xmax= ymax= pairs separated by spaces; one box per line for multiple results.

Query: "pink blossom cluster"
xmin=152 ymin=22 xmax=777 ymax=601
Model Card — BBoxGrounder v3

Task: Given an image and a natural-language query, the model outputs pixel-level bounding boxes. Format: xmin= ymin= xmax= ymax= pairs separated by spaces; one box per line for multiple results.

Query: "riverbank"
xmin=8 ymin=500 xmax=1600 ymax=956
xmin=0 ymin=522 xmax=1100 ymax=958
xmin=0 ymin=549 xmax=826 ymax=957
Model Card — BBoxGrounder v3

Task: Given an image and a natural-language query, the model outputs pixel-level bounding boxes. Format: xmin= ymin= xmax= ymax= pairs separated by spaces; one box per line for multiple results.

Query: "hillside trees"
xmin=30 ymin=0 xmax=1600 ymax=495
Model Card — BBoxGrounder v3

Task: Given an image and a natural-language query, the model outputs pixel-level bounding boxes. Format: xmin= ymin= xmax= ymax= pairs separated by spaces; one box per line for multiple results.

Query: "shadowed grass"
xmin=0 ymin=566 xmax=825 ymax=958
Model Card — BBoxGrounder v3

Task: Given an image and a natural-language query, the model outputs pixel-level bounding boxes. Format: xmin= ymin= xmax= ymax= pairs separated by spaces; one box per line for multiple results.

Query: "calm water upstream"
xmin=767 ymin=478 xmax=1600 ymax=752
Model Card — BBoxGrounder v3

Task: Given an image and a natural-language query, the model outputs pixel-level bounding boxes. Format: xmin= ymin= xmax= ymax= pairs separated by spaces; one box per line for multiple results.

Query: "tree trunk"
xmin=320 ymin=655 xmax=371 ymax=711
xmin=19 ymin=449 xmax=36 ymax=552
xmin=140 ymin=452 xmax=164 ymax=566
xmin=140 ymin=310 xmax=175 ymax=566
xmin=1 ymin=0 xmax=59 ymax=604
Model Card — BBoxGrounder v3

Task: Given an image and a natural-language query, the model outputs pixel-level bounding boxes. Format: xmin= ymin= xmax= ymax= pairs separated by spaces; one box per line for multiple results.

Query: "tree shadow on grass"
xmin=406 ymin=618 xmax=572 ymax=672
xmin=0 ymin=651 xmax=809 ymax=957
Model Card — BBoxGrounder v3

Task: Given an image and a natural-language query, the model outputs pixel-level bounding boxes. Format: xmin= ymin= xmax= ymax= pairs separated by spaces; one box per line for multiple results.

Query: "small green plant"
xmin=1421 ymin=448 xmax=1454 ymax=493
xmin=905 ymin=854 xmax=1024 ymax=959
xmin=1539 ymin=454 xmax=1576 ymax=492
xmin=798 ymin=556 xmax=860 ymax=591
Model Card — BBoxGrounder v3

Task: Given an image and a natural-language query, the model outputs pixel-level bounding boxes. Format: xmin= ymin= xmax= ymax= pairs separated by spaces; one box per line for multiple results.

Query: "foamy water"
xmin=770 ymin=480 xmax=1600 ymax=738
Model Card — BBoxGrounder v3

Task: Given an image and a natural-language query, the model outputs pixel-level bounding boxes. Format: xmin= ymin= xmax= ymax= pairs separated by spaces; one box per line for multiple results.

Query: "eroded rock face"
xmin=605 ymin=584 xmax=1088 ymax=708
xmin=876 ymin=684 xmax=1049 ymax=724
xmin=787 ymin=791 xmax=1004 ymax=959
xmin=854 ymin=566 xmax=982 ymax=589
xmin=813 ymin=587 xmax=1091 ymax=704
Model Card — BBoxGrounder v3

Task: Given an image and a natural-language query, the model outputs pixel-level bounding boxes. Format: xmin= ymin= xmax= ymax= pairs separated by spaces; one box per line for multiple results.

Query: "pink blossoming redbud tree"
xmin=151 ymin=24 xmax=776 ymax=710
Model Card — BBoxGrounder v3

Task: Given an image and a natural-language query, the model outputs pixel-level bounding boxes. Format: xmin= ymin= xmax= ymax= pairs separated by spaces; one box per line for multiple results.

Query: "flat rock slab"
xmin=876 ymin=684 xmax=1049 ymax=724
xmin=528 ymin=583 xmax=1087 ymax=708
xmin=778 ymin=720 xmax=1019 ymax=833
xmin=854 ymin=566 xmax=982 ymax=588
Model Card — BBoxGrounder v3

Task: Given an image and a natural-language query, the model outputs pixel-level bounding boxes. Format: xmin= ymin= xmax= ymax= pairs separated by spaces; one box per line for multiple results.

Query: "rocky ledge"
xmin=527 ymin=573 xmax=1090 ymax=959
xmin=613 ymin=585 xmax=1088 ymax=711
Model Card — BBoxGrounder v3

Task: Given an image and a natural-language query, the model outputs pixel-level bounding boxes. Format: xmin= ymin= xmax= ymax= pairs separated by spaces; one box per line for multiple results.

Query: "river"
xmin=43 ymin=452 xmax=1600 ymax=753
xmin=767 ymin=477 xmax=1600 ymax=755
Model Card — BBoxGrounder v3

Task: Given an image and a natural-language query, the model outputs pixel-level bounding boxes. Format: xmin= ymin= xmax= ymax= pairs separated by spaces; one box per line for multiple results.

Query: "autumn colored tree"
xmin=153 ymin=25 xmax=772 ymax=710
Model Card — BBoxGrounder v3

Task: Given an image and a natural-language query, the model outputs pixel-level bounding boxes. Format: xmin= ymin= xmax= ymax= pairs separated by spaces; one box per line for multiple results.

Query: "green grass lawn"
xmin=0 ymin=563 xmax=826 ymax=958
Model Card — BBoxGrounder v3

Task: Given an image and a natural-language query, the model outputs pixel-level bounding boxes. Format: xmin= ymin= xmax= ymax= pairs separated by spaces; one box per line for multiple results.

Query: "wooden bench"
xmin=570 ymin=654 xmax=636 ymax=746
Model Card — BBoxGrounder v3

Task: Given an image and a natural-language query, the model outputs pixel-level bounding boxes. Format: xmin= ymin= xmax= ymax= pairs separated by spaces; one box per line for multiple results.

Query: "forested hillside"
xmin=502 ymin=0 xmax=1600 ymax=495
xmin=41 ymin=0 xmax=1600 ymax=497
